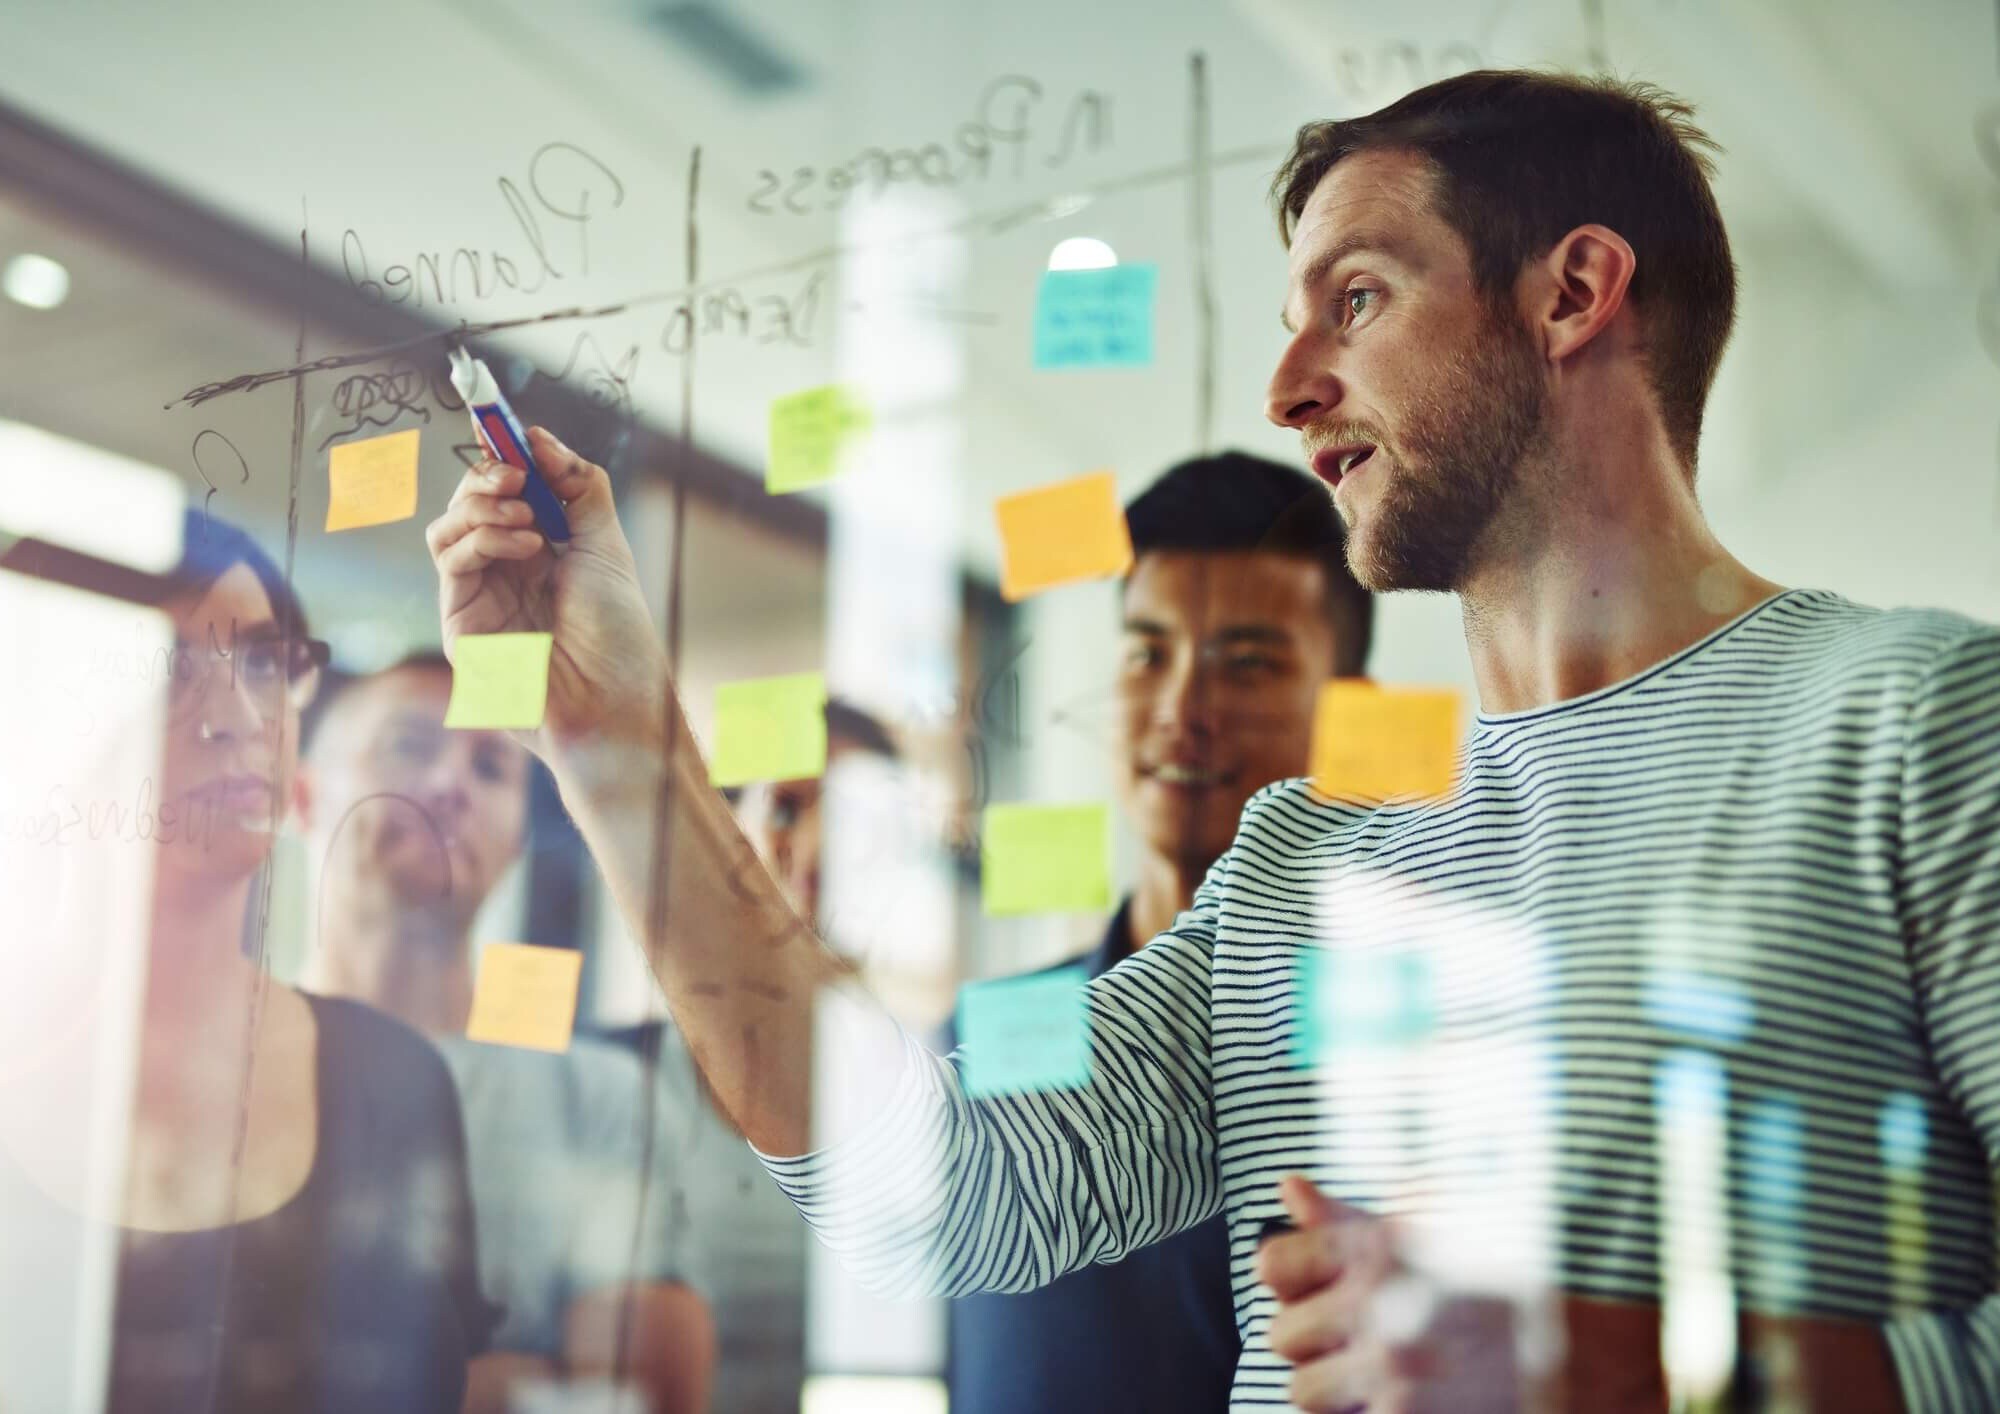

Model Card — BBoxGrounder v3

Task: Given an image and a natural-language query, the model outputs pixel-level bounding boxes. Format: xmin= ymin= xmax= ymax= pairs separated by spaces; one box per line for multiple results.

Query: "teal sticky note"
xmin=959 ymin=965 xmax=1092 ymax=1099
xmin=1032 ymin=265 xmax=1158 ymax=369
xmin=1293 ymin=947 xmax=1436 ymax=1066
xmin=980 ymin=802 xmax=1113 ymax=916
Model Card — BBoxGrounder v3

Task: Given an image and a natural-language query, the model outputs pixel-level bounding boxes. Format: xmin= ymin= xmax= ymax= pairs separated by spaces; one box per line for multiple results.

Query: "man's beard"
xmin=1334 ymin=310 xmax=1551 ymax=594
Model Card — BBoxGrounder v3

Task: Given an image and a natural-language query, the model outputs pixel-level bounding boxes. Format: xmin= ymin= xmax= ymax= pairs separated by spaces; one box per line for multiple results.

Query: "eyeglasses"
xmin=166 ymin=633 xmax=331 ymax=716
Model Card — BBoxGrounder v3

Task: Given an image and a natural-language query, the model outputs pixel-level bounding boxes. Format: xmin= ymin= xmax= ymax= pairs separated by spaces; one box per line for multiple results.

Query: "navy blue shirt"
xmin=946 ymin=903 xmax=1240 ymax=1414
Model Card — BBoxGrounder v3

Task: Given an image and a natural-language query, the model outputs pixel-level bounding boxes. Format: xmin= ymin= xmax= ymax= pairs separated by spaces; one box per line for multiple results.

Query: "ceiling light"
xmin=1047 ymin=237 xmax=1118 ymax=271
xmin=2 ymin=253 xmax=70 ymax=310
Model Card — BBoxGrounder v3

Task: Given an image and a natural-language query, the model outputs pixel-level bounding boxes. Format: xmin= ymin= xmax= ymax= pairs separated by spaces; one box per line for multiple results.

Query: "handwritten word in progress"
xmin=466 ymin=942 xmax=584 ymax=1054
xmin=1033 ymin=264 xmax=1158 ymax=369
xmin=746 ymin=74 xmax=1110 ymax=215
xmin=766 ymin=384 xmax=872 ymax=494
xmin=959 ymin=965 xmax=1093 ymax=1099
xmin=993 ymin=470 xmax=1134 ymax=602
xmin=1309 ymin=681 xmax=1463 ymax=804
xmin=709 ymin=671 xmax=828 ymax=788
xmin=979 ymin=801 xmax=1112 ymax=916
xmin=341 ymin=142 xmax=626 ymax=310
xmin=325 ymin=428 xmax=421 ymax=532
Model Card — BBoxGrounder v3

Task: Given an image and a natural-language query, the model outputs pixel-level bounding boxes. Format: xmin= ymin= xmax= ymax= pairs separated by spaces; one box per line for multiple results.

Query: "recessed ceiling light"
xmin=3 ymin=253 xmax=70 ymax=310
xmin=1047 ymin=237 xmax=1118 ymax=271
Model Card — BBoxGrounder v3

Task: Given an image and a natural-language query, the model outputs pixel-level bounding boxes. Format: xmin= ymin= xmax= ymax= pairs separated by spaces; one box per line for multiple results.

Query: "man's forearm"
xmin=547 ymin=706 xmax=904 ymax=1156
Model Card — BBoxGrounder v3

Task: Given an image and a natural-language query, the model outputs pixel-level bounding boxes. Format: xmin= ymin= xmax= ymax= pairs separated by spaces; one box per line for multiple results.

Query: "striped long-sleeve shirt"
xmin=761 ymin=589 xmax=2000 ymax=1412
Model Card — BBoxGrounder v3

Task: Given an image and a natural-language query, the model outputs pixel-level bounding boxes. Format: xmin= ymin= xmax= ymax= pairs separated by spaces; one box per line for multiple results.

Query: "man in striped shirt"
xmin=424 ymin=70 xmax=1999 ymax=1413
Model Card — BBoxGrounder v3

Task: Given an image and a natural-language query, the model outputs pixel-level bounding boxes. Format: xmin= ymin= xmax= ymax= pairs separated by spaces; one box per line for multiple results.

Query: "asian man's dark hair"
xmin=1273 ymin=69 xmax=1737 ymax=475
xmin=1123 ymin=450 xmax=1373 ymax=677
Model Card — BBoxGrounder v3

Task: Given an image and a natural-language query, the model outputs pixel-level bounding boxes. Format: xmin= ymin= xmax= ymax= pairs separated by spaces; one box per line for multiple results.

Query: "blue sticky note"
xmin=1292 ymin=947 xmax=1436 ymax=1066
xmin=959 ymin=965 xmax=1092 ymax=1099
xmin=1032 ymin=265 xmax=1158 ymax=369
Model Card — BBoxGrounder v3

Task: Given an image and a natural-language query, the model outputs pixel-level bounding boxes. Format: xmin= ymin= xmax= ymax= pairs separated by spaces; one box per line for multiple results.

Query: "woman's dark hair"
xmin=1123 ymin=450 xmax=1373 ymax=677
xmin=165 ymin=509 xmax=312 ymax=638
xmin=1273 ymin=69 xmax=1738 ymax=475
xmin=1 ymin=507 xmax=311 ymax=639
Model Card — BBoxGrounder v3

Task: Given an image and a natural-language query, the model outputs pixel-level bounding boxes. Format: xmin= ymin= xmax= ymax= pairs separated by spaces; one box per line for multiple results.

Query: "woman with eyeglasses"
xmin=0 ymin=510 xmax=493 ymax=1412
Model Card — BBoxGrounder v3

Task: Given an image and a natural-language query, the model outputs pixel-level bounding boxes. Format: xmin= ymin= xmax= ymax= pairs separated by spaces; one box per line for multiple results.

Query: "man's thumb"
xmin=526 ymin=426 xmax=616 ymax=533
xmin=1278 ymin=1172 xmax=1341 ymax=1229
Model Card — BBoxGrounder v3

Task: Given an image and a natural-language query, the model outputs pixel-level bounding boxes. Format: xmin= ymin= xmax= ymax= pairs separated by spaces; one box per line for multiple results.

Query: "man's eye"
xmin=240 ymin=644 xmax=284 ymax=680
xmin=1343 ymin=287 xmax=1377 ymax=320
xmin=1124 ymin=644 xmax=1163 ymax=670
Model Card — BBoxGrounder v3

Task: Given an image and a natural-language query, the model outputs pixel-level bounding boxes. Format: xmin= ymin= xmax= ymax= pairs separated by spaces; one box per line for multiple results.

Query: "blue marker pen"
xmin=448 ymin=346 xmax=572 ymax=545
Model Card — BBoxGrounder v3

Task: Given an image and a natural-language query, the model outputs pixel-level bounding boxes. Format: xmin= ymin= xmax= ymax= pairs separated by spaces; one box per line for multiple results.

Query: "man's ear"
xmin=1533 ymin=222 xmax=1637 ymax=365
xmin=290 ymin=761 xmax=315 ymax=834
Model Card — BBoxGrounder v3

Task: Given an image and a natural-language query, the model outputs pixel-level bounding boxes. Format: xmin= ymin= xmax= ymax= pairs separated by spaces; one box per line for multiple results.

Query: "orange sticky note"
xmin=1309 ymin=682 xmax=1463 ymax=803
xmin=464 ymin=942 xmax=583 ymax=1053
xmin=994 ymin=471 xmax=1133 ymax=602
xmin=325 ymin=428 xmax=421 ymax=532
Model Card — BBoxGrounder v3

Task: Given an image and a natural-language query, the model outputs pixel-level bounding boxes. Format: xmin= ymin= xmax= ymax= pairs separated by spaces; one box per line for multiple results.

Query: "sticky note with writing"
xmin=443 ymin=632 xmax=554 ymax=731
xmin=959 ymin=965 xmax=1092 ymax=1098
xmin=1292 ymin=946 xmax=1437 ymax=1066
xmin=993 ymin=470 xmax=1133 ymax=602
xmin=325 ymin=428 xmax=421 ymax=532
xmin=465 ymin=942 xmax=583 ymax=1053
xmin=767 ymin=384 xmax=872 ymax=494
xmin=710 ymin=670 xmax=827 ymax=787
xmin=1032 ymin=264 xmax=1158 ymax=369
xmin=1309 ymin=681 xmax=1463 ymax=803
xmin=980 ymin=801 xmax=1112 ymax=916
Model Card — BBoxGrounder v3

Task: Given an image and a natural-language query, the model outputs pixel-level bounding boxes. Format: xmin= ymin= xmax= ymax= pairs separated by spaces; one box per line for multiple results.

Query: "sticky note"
xmin=767 ymin=384 xmax=872 ymax=494
xmin=959 ymin=965 xmax=1092 ymax=1098
xmin=325 ymin=428 xmax=421 ymax=532
xmin=710 ymin=670 xmax=827 ymax=787
xmin=1032 ymin=264 xmax=1158 ymax=369
xmin=994 ymin=471 xmax=1134 ymax=602
xmin=1293 ymin=947 xmax=1436 ymax=1066
xmin=444 ymin=632 xmax=554 ymax=730
xmin=980 ymin=802 xmax=1112 ymax=916
xmin=465 ymin=942 xmax=583 ymax=1053
xmin=1308 ymin=681 xmax=1462 ymax=803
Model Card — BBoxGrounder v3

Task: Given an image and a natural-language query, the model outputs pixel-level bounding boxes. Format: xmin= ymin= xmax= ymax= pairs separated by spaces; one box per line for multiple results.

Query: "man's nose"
xmin=1266 ymin=335 xmax=1338 ymax=429
xmin=1156 ymin=655 xmax=1220 ymax=733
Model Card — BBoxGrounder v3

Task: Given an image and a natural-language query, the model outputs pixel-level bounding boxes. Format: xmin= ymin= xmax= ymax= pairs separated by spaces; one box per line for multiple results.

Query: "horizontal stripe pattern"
xmin=763 ymin=591 xmax=2000 ymax=1411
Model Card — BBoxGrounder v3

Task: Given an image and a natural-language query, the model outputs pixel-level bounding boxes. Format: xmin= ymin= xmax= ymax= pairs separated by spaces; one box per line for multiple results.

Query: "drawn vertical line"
xmin=199 ymin=198 xmax=309 ymax=1414
xmin=1190 ymin=52 xmax=1218 ymax=455
xmin=615 ymin=144 xmax=703 ymax=1408
xmin=1583 ymin=0 xmax=1609 ymax=72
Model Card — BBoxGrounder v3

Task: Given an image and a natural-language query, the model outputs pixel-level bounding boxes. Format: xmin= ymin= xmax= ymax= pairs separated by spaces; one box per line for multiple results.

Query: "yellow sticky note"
xmin=994 ymin=471 xmax=1134 ymax=602
xmin=710 ymin=670 xmax=827 ymax=787
xmin=1309 ymin=682 xmax=1463 ymax=803
xmin=981 ymin=802 xmax=1113 ymax=916
xmin=767 ymin=384 xmax=872 ymax=494
xmin=444 ymin=632 xmax=553 ymax=730
xmin=326 ymin=428 xmax=421 ymax=532
xmin=465 ymin=942 xmax=582 ymax=1053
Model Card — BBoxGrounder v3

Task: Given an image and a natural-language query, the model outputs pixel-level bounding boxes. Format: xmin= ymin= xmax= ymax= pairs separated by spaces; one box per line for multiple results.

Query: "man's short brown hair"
xmin=1273 ymin=70 xmax=1738 ymax=475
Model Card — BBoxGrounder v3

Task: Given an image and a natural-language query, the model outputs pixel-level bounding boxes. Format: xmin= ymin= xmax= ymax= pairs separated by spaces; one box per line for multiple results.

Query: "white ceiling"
xmin=1 ymin=0 xmax=1996 ymax=642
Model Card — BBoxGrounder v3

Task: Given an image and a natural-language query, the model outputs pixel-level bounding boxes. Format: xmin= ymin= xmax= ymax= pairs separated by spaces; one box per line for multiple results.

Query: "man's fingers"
xmin=426 ymin=492 xmax=535 ymax=560
xmin=527 ymin=426 xmax=615 ymax=520
xmin=435 ymin=525 xmax=545 ymax=580
xmin=1267 ymin=1282 xmax=1354 ymax=1364
xmin=1257 ymin=1222 xmax=1343 ymax=1301
xmin=1286 ymin=1334 xmax=1401 ymax=1414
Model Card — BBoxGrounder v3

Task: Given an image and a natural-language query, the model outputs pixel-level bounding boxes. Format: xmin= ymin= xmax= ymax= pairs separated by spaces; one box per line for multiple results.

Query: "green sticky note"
xmin=959 ymin=965 xmax=1092 ymax=1098
xmin=710 ymin=671 xmax=827 ymax=787
xmin=444 ymin=632 xmax=553 ymax=730
xmin=1292 ymin=947 xmax=1437 ymax=1067
xmin=980 ymin=802 xmax=1112 ymax=916
xmin=767 ymin=384 xmax=872 ymax=494
xmin=1032 ymin=265 xmax=1158 ymax=369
